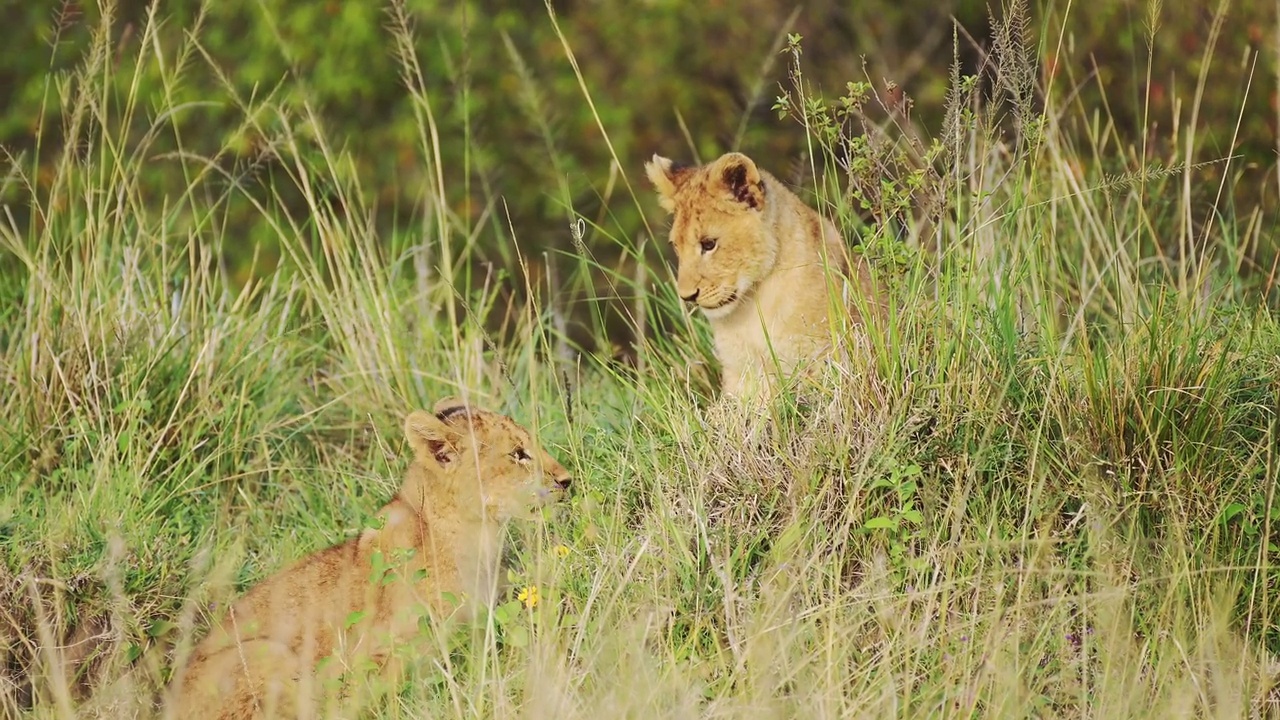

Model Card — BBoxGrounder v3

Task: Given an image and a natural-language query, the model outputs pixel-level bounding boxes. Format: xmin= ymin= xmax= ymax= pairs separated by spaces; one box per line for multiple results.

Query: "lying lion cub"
xmin=166 ymin=399 xmax=571 ymax=720
xmin=646 ymin=152 xmax=883 ymax=398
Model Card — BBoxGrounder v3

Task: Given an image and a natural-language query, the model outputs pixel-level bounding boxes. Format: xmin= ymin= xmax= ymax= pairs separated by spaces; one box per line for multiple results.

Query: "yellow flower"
xmin=553 ymin=544 xmax=570 ymax=558
xmin=517 ymin=585 xmax=540 ymax=609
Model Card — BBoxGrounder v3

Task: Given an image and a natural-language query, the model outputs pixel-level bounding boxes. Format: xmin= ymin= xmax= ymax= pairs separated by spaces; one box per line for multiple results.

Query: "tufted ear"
xmin=709 ymin=152 xmax=765 ymax=210
xmin=644 ymin=154 xmax=692 ymax=213
xmin=404 ymin=410 xmax=460 ymax=466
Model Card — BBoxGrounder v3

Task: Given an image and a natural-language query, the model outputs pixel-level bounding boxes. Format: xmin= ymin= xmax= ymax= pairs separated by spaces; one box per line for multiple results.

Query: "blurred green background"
xmin=2 ymin=0 xmax=1274 ymax=303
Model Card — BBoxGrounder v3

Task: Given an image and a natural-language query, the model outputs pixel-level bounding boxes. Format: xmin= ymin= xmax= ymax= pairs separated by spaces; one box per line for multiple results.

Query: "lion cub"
xmin=646 ymin=152 xmax=882 ymax=398
xmin=167 ymin=399 xmax=571 ymax=720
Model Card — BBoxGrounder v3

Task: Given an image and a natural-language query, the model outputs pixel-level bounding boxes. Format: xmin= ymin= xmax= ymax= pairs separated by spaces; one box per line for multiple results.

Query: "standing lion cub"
xmin=166 ymin=399 xmax=571 ymax=720
xmin=646 ymin=152 xmax=883 ymax=398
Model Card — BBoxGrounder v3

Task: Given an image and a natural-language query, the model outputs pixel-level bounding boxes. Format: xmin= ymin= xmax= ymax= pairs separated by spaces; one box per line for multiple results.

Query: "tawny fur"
xmin=646 ymin=152 xmax=883 ymax=398
xmin=165 ymin=399 xmax=571 ymax=720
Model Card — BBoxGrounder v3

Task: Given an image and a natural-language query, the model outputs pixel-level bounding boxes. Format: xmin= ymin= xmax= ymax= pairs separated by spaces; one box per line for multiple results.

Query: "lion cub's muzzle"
xmin=550 ymin=473 xmax=572 ymax=501
xmin=533 ymin=470 xmax=572 ymax=506
xmin=705 ymin=291 xmax=738 ymax=310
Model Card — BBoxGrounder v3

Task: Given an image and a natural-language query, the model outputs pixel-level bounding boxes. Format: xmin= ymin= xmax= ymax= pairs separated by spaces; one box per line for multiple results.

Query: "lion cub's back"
xmin=197 ymin=538 xmax=365 ymax=663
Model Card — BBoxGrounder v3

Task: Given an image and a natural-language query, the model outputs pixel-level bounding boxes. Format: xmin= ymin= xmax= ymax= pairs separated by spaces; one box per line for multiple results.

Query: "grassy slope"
xmin=2 ymin=2 xmax=1278 ymax=718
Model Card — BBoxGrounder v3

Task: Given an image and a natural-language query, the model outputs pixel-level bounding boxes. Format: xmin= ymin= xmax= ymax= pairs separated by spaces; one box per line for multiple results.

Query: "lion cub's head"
xmin=402 ymin=398 xmax=571 ymax=521
xmin=645 ymin=152 xmax=775 ymax=319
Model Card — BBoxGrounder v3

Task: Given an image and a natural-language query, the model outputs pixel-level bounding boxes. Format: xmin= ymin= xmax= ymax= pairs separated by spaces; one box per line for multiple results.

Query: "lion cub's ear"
xmin=709 ymin=152 xmax=765 ymax=210
xmin=404 ymin=410 xmax=460 ymax=467
xmin=644 ymin=154 xmax=692 ymax=214
xmin=431 ymin=397 xmax=473 ymax=421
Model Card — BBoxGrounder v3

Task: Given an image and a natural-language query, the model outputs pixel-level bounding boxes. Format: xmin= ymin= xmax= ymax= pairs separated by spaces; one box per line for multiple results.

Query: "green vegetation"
xmin=2 ymin=0 xmax=1278 ymax=717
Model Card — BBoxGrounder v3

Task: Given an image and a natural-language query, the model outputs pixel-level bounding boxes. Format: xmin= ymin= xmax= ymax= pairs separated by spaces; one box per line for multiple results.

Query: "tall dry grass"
xmin=2 ymin=0 xmax=1277 ymax=718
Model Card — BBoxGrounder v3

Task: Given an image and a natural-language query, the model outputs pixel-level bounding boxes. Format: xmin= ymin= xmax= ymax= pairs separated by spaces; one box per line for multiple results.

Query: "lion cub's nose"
xmin=680 ymin=289 xmax=700 ymax=303
xmin=554 ymin=475 xmax=571 ymax=490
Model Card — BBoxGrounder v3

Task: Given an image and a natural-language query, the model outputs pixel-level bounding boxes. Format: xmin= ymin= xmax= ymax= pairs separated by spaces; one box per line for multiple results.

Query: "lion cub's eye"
xmin=510 ymin=448 xmax=532 ymax=463
xmin=699 ymin=237 xmax=718 ymax=253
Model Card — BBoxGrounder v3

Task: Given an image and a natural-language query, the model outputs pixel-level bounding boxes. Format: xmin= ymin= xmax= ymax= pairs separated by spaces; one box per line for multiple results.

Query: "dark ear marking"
xmin=404 ymin=409 xmax=460 ymax=467
xmin=427 ymin=438 xmax=456 ymax=465
xmin=435 ymin=405 xmax=470 ymax=422
xmin=722 ymin=162 xmax=764 ymax=209
xmin=431 ymin=396 xmax=475 ymax=423
xmin=723 ymin=163 xmax=747 ymax=193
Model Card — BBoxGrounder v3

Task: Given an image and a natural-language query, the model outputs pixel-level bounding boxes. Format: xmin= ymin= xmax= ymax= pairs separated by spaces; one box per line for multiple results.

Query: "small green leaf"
xmin=901 ymin=509 xmax=924 ymax=525
xmin=1220 ymin=503 xmax=1248 ymax=523
xmin=505 ymin=624 xmax=529 ymax=648
xmin=344 ymin=610 xmax=367 ymax=629
xmin=864 ymin=517 xmax=896 ymax=531
xmin=494 ymin=600 xmax=520 ymax=624
xmin=369 ymin=550 xmax=389 ymax=586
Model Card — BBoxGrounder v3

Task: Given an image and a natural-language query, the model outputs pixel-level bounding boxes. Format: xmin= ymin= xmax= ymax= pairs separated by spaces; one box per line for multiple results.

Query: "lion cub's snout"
xmin=531 ymin=458 xmax=572 ymax=507
xmin=545 ymin=463 xmax=572 ymax=499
